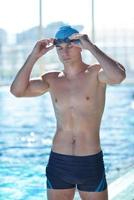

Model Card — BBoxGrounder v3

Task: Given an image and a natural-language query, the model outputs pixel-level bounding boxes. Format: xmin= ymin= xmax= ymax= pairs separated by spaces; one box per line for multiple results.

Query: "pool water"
xmin=0 ymin=84 xmax=134 ymax=200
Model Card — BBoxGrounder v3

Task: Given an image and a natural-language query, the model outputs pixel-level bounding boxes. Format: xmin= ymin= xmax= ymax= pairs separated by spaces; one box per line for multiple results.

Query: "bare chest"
xmin=49 ymin=74 xmax=101 ymax=110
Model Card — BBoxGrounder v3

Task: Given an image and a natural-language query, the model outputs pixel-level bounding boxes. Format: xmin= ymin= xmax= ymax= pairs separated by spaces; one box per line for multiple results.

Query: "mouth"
xmin=63 ymin=57 xmax=71 ymax=60
xmin=62 ymin=56 xmax=71 ymax=61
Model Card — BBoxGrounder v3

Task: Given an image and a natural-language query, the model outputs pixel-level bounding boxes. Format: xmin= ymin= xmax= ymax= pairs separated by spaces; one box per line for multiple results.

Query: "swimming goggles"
xmin=54 ymin=38 xmax=80 ymax=46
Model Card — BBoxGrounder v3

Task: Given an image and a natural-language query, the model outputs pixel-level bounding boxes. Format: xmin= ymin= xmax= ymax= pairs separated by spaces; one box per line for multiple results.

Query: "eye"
xmin=68 ymin=44 xmax=73 ymax=48
xmin=57 ymin=46 xmax=62 ymax=51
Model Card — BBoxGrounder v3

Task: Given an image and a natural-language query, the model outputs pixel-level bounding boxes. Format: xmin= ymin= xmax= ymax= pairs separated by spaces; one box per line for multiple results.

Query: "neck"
xmin=63 ymin=61 xmax=88 ymax=79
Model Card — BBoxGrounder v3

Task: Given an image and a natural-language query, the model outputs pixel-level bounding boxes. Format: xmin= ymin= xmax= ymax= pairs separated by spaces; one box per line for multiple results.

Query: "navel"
xmin=72 ymin=135 xmax=76 ymax=144
xmin=72 ymin=139 xmax=76 ymax=144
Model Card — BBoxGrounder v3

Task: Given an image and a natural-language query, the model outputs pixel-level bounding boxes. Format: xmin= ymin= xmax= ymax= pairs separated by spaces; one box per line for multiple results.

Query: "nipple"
xmin=86 ymin=96 xmax=90 ymax=100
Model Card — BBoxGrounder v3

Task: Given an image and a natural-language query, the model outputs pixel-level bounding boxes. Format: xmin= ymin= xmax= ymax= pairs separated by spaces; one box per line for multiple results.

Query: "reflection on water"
xmin=0 ymin=84 xmax=134 ymax=199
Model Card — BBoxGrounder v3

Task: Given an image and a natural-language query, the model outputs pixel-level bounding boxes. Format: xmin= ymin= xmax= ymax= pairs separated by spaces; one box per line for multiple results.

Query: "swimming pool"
xmin=0 ymin=84 xmax=134 ymax=199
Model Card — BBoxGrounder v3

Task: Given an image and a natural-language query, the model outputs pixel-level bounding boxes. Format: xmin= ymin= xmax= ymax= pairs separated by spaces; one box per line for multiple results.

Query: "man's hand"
xmin=69 ymin=34 xmax=92 ymax=50
xmin=31 ymin=38 xmax=54 ymax=59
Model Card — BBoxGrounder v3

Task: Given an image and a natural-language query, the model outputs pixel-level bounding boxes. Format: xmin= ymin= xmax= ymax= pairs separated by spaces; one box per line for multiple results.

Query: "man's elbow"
xmin=118 ymin=71 xmax=126 ymax=83
xmin=116 ymin=63 xmax=126 ymax=83
xmin=10 ymin=86 xmax=24 ymax=97
xmin=112 ymin=71 xmax=126 ymax=84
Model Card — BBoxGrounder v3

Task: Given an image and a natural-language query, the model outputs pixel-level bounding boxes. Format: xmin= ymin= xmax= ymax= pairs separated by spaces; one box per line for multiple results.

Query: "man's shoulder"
xmin=86 ymin=64 xmax=102 ymax=78
xmin=87 ymin=64 xmax=101 ymax=72
xmin=41 ymin=71 xmax=61 ymax=81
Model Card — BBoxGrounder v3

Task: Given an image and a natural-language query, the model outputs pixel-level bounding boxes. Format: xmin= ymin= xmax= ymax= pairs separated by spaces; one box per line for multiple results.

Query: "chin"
xmin=63 ymin=58 xmax=71 ymax=62
xmin=64 ymin=60 xmax=72 ymax=64
xmin=63 ymin=57 xmax=71 ymax=60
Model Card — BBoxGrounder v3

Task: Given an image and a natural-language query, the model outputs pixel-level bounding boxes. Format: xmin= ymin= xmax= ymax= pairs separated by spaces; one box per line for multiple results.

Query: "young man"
xmin=10 ymin=25 xmax=126 ymax=200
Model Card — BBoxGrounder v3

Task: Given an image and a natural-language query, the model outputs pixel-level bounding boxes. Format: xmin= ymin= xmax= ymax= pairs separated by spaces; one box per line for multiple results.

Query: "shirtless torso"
xmin=45 ymin=66 xmax=106 ymax=156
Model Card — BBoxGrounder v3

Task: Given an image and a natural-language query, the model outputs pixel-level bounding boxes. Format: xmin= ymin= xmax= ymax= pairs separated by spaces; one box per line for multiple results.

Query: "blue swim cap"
xmin=55 ymin=25 xmax=79 ymax=39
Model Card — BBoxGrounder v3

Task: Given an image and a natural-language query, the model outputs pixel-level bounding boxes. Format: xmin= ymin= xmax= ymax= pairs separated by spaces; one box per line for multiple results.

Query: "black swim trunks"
xmin=46 ymin=150 xmax=107 ymax=192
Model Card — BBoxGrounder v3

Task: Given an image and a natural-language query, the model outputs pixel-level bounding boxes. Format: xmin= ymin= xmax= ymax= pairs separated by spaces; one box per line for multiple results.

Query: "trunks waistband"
xmin=49 ymin=150 xmax=103 ymax=162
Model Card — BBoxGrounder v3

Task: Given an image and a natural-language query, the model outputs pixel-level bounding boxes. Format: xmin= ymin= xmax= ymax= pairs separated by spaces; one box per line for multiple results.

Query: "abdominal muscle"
xmin=51 ymin=114 xmax=102 ymax=156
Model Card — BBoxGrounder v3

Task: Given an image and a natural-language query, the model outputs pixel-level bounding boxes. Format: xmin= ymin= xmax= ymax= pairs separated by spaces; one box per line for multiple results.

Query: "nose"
xmin=61 ymin=47 xmax=69 ymax=55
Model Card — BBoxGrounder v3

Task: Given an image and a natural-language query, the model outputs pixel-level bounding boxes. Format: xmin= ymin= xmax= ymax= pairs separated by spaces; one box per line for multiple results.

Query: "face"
xmin=55 ymin=41 xmax=81 ymax=63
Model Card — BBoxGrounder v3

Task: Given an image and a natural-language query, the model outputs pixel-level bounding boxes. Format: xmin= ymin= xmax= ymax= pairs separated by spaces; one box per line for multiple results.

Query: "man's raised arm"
xmin=10 ymin=39 xmax=54 ymax=97
xmin=70 ymin=34 xmax=126 ymax=85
